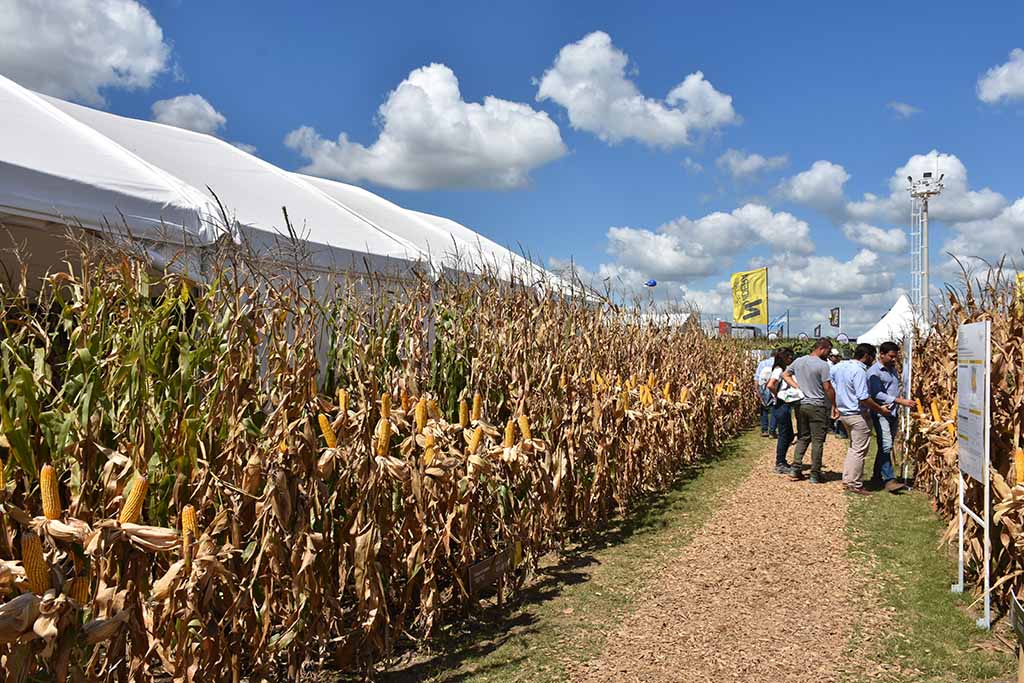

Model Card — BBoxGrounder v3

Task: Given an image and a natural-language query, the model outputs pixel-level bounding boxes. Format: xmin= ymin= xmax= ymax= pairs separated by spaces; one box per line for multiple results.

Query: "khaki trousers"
xmin=839 ymin=413 xmax=872 ymax=488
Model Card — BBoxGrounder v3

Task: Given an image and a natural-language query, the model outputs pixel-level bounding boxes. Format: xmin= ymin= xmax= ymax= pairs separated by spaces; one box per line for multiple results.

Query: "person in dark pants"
xmin=766 ymin=348 xmax=798 ymax=473
xmin=784 ymin=338 xmax=837 ymax=484
xmin=827 ymin=349 xmax=847 ymax=439
xmin=754 ymin=353 xmax=776 ymax=437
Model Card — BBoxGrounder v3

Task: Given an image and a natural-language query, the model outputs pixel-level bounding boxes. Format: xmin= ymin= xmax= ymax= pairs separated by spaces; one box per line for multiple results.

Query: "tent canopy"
xmin=856 ymin=294 xmax=921 ymax=345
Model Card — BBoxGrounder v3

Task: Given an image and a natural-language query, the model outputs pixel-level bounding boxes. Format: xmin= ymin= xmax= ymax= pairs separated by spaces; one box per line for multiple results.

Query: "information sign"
xmin=956 ymin=322 xmax=991 ymax=483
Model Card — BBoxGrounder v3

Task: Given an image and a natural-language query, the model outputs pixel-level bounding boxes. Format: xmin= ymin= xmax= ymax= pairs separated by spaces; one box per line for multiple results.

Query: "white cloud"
xmin=840 ymin=222 xmax=907 ymax=254
xmin=716 ymin=149 xmax=787 ymax=178
xmin=778 ymin=160 xmax=850 ymax=214
xmin=941 ymin=198 xmax=1024 ymax=267
xmin=0 ymin=0 xmax=170 ymax=106
xmin=602 ymin=203 xmax=813 ymax=282
xmin=682 ymin=157 xmax=704 ymax=174
xmin=887 ymin=101 xmax=921 ymax=118
xmin=285 ymin=63 xmax=566 ymax=190
xmin=151 ymin=94 xmax=226 ymax=135
xmin=535 ymin=31 xmax=739 ymax=147
xmin=977 ymin=48 xmax=1024 ymax=104
xmin=771 ymin=249 xmax=893 ymax=300
xmin=846 ymin=150 xmax=1005 ymax=223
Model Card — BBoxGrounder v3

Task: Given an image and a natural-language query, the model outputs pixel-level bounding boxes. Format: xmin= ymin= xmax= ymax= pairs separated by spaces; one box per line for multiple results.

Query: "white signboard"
xmin=956 ymin=321 xmax=991 ymax=483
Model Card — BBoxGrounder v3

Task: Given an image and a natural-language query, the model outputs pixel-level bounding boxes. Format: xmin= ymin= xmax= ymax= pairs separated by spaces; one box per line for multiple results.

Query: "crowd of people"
xmin=754 ymin=338 xmax=915 ymax=495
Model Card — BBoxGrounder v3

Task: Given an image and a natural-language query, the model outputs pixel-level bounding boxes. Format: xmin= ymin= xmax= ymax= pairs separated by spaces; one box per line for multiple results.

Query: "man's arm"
xmin=823 ymin=379 xmax=836 ymax=407
xmin=860 ymin=397 xmax=891 ymax=415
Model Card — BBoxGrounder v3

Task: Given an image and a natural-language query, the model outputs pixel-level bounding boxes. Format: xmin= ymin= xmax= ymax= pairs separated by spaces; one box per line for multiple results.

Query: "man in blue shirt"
xmin=754 ymin=352 xmax=776 ymax=437
xmin=867 ymin=341 xmax=917 ymax=493
xmin=831 ymin=343 xmax=891 ymax=495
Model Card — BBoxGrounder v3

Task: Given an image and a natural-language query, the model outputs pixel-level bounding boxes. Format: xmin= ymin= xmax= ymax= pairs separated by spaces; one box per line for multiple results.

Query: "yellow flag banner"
xmin=730 ymin=267 xmax=768 ymax=324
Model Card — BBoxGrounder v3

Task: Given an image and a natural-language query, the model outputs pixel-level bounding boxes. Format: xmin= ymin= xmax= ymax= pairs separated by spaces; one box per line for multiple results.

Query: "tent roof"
xmin=856 ymin=294 xmax=920 ymax=345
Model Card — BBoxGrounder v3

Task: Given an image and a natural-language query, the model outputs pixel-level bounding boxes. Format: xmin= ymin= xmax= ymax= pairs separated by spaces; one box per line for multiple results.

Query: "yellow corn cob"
xmin=559 ymin=372 xmax=568 ymax=390
xmin=948 ymin=399 xmax=958 ymax=438
xmin=119 ymin=475 xmax=148 ymax=524
xmin=915 ymin=398 xmax=924 ymax=417
xmin=381 ymin=392 xmax=392 ymax=419
xmin=181 ymin=504 xmax=200 ymax=539
xmin=930 ymin=399 xmax=941 ymax=424
xmin=68 ymin=576 xmax=90 ymax=604
xmin=518 ymin=415 xmax=532 ymax=441
xmin=376 ymin=418 xmax=391 ymax=457
xmin=338 ymin=388 xmax=350 ymax=415
xmin=647 ymin=373 xmax=655 ymax=389
xmin=318 ymin=414 xmax=337 ymax=449
xmin=415 ymin=398 xmax=427 ymax=434
xmin=21 ymin=532 xmax=49 ymax=594
xmin=468 ymin=426 xmax=483 ymax=454
xmin=400 ymin=388 xmax=410 ymax=413
xmin=679 ymin=386 xmax=689 ymax=403
xmin=504 ymin=419 xmax=515 ymax=447
xmin=278 ymin=439 xmax=288 ymax=454
xmin=459 ymin=399 xmax=470 ymax=428
xmin=428 ymin=399 xmax=440 ymax=419
xmin=423 ymin=431 xmax=437 ymax=465
xmin=663 ymin=383 xmax=672 ymax=402
xmin=40 ymin=463 xmax=61 ymax=520
xmin=471 ymin=391 xmax=482 ymax=422
xmin=1016 ymin=449 xmax=1024 ymax=487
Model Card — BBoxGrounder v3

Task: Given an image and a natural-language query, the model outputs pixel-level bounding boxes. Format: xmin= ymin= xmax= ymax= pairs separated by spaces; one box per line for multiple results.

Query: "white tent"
xmin=856 ymin=294 xmax=921 ymax=345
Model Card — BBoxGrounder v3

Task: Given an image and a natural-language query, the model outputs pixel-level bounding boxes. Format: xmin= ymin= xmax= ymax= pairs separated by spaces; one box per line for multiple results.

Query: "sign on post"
xmin=952 ymin=320 xmax=992 ymax=630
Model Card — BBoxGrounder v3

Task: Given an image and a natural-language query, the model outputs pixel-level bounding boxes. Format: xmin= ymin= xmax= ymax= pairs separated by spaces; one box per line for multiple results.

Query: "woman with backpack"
xmin=766 ymin=347 xmax=803 ymax=474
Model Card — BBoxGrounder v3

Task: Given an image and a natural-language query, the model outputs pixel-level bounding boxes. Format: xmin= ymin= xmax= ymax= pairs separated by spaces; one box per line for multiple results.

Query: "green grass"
xmin=379 ymin=430 xmax=765 ymax=682
xmin=846 ymin=441 xmax=1016 ymax=682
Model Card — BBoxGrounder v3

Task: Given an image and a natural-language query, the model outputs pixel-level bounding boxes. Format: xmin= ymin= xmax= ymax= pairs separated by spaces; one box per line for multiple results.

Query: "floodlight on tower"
xmin=908 ymin=167 xmax=944 ymax=326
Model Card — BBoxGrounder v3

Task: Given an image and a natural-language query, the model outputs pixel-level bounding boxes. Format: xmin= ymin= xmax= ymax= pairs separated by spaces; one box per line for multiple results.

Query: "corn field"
xmin=0 ymin=238 xmax=755 ymax=681
xmin=903 ymin=262 xmax=1024 ymax=612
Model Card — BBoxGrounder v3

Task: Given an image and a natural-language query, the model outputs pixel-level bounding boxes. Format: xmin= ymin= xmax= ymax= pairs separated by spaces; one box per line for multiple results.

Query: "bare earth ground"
xmin=572 ymin=436 xmax=857 ymax=683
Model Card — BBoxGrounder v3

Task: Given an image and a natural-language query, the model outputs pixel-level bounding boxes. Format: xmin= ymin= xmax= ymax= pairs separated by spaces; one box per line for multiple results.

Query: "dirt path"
xmin=572 ymin=435 xmax=856 ymax=683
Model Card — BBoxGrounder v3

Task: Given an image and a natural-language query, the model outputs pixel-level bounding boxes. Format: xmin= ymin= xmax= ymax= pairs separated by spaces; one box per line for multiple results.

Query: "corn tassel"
xmin=518 ymin=415 xmax=532 ymax=441
xmin=318 ymin=414 xmax=337 ymax=449
xmin=376 ymin=418 xmax=391 ymax=457
xmin=415 ymin=398 xmax=427 ymax=434
xmin=468 ymin=426 xmax=483 ymax=454
xmin=504 ymin=419 xmax=515 ymax=447
xmin=423 ymin=431 xmax=437 ymax=465
xmin=471 ymin=391 xmax=482 ymax=422
xmin=40 ymin=463 xmax=61 ymax=520
xmin=381 ymin=392 xmax=392 ymax=419
xmin=119 ymin=475 xmax=148 ymax=524
xmin=459 ymin=399 xmax=470 ymax=428
xmin=21 ymin=532 xmax=49 ymax=594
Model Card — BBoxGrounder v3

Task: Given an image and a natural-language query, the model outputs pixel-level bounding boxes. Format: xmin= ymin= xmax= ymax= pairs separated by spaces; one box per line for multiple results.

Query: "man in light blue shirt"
xmin=831 ymin=343 xmax=890 ymax=495
xmin=754 ymin=353 xmax=776 ymax=437
xmin=867 ymin=341 xmax=918 ymax=492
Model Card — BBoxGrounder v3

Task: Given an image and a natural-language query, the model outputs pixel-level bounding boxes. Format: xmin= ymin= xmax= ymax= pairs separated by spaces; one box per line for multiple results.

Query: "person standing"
xmin=767 ymin=347 xmax=799 ymax=473
xmin=867 ymin=341 xmax=916 ymax=493
xmin=831 ymin=343 xmax=891 ymax=495
xmin=784 ymin=338 xmax=836 ymax=483
xmin=754 ymin=352 xmax=777 ymax=437
xmin=827 ymin=349 xmax=847 ymax=439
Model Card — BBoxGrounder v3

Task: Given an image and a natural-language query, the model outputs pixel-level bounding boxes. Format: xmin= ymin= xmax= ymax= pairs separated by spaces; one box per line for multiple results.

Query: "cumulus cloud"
xmin=778 ymin=160 xmax=850 ymax=214
xmin=286 ymin=63 xmax=566 ymax=190
xmin=602 ymin=203 xmax=813 ymax=282
xmin=535 ymin=31 xmax=739 ymax=147
xmin=716 ymin=149 xmax=787 ymax=178
xmin=151 ymin=94 xmax=226 ymax=135
xmin=0 ymin=0 xmax=170 ymax=105
xmin=887 ymin=101 xmax=921 ymax=118
xmin=840 ymin=222 xmax=907 ymax=254
xmin=977 ymin=48 xmax=1024 ymax=104
xmin=682 ymin=157 xmax=704 ymax=174
xmin=941 ymin=198 xmax=1024 ymax=267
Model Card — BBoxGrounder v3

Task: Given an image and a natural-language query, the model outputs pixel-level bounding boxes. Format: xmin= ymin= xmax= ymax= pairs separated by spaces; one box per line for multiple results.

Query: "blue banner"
xmin=767 ymin=311 xmax=787 ymax=332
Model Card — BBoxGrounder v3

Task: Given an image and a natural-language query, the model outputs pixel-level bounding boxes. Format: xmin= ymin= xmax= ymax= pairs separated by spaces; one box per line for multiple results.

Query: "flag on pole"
xmin=814 ymin=323 xmax=822 ymax=337
xmin=829 ymin=307 xmax=841 ymax=328
xmin=767 ymin=311 xmax=787 ymax=333
xmin=730 ymin=267 xmax=768 ymax=325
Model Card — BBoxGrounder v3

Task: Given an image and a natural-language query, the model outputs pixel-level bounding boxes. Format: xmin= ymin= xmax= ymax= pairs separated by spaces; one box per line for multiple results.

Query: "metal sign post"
xmin=951 ymin=320 xmax=992 ymax=630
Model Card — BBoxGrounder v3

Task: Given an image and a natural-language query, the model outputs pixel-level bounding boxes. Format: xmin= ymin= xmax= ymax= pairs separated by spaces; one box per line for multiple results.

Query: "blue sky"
xmin=2 ymin=0 xmax=1023 ymax=334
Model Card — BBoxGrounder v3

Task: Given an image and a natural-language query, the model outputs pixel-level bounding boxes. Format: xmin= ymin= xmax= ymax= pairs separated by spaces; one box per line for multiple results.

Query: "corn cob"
xmin=423 ymin=431 xmax=437 ymax=465
xmin=119 ymin=475 xmax=148 ymax=524
xmin=181 ymin=504 xmax=200 ymax=539
xmin=427 ymin=398 xmax=440 ymax=419
xmin=381 ymin=392 xmax=391 ymax=420
xmin=459 ymin=399 xmax=470 ymax=428
xmin=318 ymin=414 xmax=337 ymax=449
xmin=278 ymin=439 xmax=288 ymax=454
xmin=338 ymin=388 xmax=350 ymax=415
xmin=415 ymin=398 xmax=427 ymax=434
xmin=376 ymin=418 xmax=391 ymax=457
xmin=68 ymin=576 xmax=90 ymax=604
xmin=647 ymin=373 xmax=655 ymax=389
xmin=930 ymin=399 xmax=941 ymax=424
xmin=468 ymin=426 xmax=483 ymax=454
xmin=21 ymin=532 xmax=49 ymax=594
xmin=679 ymin=386 xmax=689 ymax=404
xmin=400 ymin=388 xmax=411 ymax=413
xmin=1016 ymin=448 xmax=1024 ymax=487
xmin=948 ymin=399 xmax=958 ymax=439
xmin=915 ymin=398 xmax=924 ymax=417
xmin=504 ymin=419 xmax=516 ymax=447
xmin=663 ymin=383 xmax=672 ymax=402
xmin=471 ymin=391 xmax=482 ymax=422
xmin=518 ymin=415 xmax=532 ymax=441
xmin=41 ymin=463 xmax=61 ymax=520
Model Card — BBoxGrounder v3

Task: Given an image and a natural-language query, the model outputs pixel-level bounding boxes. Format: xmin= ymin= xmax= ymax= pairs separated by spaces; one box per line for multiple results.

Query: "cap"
xmin=829 ymin=349 xmax=840 ymax=356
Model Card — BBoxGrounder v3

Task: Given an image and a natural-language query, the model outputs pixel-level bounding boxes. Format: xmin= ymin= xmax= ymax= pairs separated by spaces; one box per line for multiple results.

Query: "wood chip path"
xmin=572 ymin=436 xmax=856 ymax=683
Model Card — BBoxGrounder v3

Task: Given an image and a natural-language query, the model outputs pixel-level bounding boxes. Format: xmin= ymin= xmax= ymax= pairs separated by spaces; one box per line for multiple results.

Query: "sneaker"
xmin=761 ymin=431 xmax=771 ymax=438
xmin=845 ymin=485 xmax=872 ymax=496
xmin=788 ymin=467 xmax=805 ymax=481
xmin=774 ymin=464 xmax=790 ymax=474
xmin=808 ymin=473 xmax=823 ymax=484
xmin=769 ymin=431 xmax=777 ymax=438
xmin=798 ymin=463 xmax=811 ymax=471
xmin=884 ymin=479 xmax=908 ymax=493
